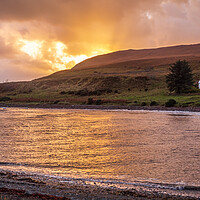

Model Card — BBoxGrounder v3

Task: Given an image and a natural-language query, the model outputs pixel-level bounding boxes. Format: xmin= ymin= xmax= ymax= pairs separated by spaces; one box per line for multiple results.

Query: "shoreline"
xmin=0 ymin=188 xmax=70 ymax=200
xmin=0 ymin=174 xmax=199 ymax=200
xmin=0 ymin=187 xmax=199 ymax=200
xmin=1 ymin=103 xmax=200 ymax=112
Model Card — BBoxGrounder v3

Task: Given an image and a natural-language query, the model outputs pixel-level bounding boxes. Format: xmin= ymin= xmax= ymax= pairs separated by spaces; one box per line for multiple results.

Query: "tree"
xmin=166 ymin=60 xmax=194 ymax=94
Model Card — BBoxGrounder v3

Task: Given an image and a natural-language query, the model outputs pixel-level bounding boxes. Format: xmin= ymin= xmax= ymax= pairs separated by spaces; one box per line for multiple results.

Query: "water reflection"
xmin=0 ymin=108 xmax=199 ymax=185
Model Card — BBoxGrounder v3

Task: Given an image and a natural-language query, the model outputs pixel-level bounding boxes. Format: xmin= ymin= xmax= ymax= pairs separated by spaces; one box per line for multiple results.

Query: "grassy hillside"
xmin=1 ymin=43 xmax=200 ymax=107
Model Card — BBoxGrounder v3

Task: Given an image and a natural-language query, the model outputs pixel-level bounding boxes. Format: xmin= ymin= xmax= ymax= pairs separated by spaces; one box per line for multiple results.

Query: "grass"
xmin=3 ymin=85 xmax=200 ymax=107
xmin=1 ymin=57 xmax=200 ymax=108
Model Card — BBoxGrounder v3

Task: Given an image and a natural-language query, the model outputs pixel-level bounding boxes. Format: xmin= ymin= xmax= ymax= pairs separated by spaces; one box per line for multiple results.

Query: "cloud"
xmin=0 ymin=58 xmax=50 ymax=82
xmin=0 ymin=0 xmax=200 ymax=81
xmin=0 ymin=36 xmax=16 ymax=58
xmin=0 ymin=0 xmax=197 ymax=50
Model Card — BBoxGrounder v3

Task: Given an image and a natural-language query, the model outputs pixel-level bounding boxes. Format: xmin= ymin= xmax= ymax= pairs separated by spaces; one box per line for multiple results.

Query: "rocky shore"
xmin=1 ymin=103 xmax=200 ymax=112
xmin=0 ymin=187 xmax=199 ymax=200
xmin=0 ymin=170 xmax=199 ymax=200
xmin=0 ymin=180 xmax=199 ymax=200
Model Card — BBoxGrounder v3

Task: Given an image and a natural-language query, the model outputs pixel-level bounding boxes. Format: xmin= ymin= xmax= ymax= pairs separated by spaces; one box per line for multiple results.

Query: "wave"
xmin=0 ymin=161 xmax=90 ymax=170
xmin=0 ymin=162 xmax=199 ymax=192
xmin=0 ymin=167 xmax=199 ymax=199
xmin=0 ymin=162 xmax=30 ymax=167
xmin=59 ymin=177 xmax=200 ymax=192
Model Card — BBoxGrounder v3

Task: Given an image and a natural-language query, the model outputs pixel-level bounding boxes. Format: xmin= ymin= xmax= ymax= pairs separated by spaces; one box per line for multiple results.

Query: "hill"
xmin=0 ymin=43 xmax=200 ymax=107
xmin=73 ymin=43 xmax=200 ymax=70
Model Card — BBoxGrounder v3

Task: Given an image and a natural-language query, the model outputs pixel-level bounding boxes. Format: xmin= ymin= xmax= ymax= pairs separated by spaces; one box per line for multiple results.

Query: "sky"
xmin=0 ymin=0 xmax=200 ymax=82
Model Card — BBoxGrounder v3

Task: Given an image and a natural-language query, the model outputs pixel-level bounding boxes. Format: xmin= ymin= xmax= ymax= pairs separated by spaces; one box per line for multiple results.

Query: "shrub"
xmin=165 ymin=99 xmax=177 ymax=107
xmin=68 ymin=89 xmax=113 ymax=96
xmin=0 ymin=96 xmax=12 ymax=101
xmin=96 ymin=90 xmax=102 ymax=96
xmin=150 ymin=101 xmax=158 ymax=106
xmin=135 ymin=76 xmax=148 ymax=81
xmin=53 ymin=100 xmax=60 ymax=104
xmin=79 ymin=89 xmax=89 ymax=96
xmin=87 ymin=98 xmax=94 ymax=105
xmin=106 ymin=89 xmax=113 ymax=93
xmin=67 ymin=91 xmax=75 ymax=95
xmin=60 ymin=91 xmax=67 ymax=95
xmin=22 ymin=89 xmax=32 ymax=94
xmin=74 ymin=90 xmax=81 ymax=95
xmin=96 ymin=99 xmax=102 ymax=105
xmin=141 ymin=102 xmax=146 ymax=106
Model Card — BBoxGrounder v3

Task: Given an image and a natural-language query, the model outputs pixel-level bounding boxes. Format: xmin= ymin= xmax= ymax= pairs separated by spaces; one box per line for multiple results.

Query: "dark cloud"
xmin=0 ymin=0 xmax=194 ymax=49
xmin=0 ymin=0 xmax=200 ymax=81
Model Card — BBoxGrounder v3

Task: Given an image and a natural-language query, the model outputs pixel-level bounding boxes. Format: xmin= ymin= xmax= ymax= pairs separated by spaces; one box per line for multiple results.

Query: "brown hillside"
xmin=73 ymin=43 xmax=200 ymax=70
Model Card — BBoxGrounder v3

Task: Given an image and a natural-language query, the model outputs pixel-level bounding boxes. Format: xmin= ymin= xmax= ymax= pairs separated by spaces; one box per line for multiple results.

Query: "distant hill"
xmin=73 ymin=43 xmax=200 ymax=70
xmin=0 ymin=43 xmax=200 ymax=106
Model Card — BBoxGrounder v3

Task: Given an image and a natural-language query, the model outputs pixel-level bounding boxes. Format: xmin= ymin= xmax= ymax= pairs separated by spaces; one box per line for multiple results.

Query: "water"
xmin=0 ymin=108 xmax=200 ymax=197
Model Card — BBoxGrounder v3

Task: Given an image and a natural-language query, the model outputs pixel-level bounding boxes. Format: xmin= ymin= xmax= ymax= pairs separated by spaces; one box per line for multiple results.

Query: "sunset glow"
xmin=19 ymin=39 xmax=43 ymax=59
xmin=17 ymin=40 xmax=91 ymax=71
xmin=0 ymin=0 xmax=200 ymax=81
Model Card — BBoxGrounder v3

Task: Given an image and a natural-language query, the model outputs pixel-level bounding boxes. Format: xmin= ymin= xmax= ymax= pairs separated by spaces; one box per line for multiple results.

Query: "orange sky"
xmin=0 ymin=0 xmax=200 ymax=82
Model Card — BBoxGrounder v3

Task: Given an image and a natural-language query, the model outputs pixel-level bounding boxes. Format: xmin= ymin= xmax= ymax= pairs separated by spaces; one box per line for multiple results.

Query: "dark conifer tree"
xmin=166 ymin=60 xmax=194 ymax=94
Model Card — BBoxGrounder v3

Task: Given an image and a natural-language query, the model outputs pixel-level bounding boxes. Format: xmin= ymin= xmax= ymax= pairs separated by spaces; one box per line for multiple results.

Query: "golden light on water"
xmin=2 ymin=108 xmax=200 ymax=186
